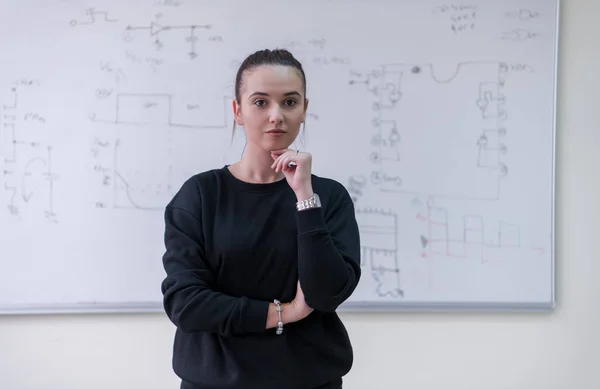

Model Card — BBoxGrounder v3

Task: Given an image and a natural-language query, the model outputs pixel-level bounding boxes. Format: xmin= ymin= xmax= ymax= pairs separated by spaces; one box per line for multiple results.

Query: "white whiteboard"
xmin=0 ymin=0 xmax=558 ymax=314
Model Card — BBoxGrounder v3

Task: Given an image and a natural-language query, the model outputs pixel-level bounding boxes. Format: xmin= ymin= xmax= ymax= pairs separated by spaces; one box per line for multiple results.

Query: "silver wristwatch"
xmin=296 ymin=193 xmax=321 ymax=211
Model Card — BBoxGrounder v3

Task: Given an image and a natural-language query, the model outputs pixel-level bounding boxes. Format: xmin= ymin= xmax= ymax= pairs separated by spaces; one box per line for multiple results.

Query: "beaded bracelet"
xmin=273 ymin=299 xmax=284 ymax=335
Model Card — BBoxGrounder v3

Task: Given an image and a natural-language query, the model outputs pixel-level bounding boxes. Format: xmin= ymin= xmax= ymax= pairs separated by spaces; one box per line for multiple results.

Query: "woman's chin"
xmin=263 ymin=139 xmax=293 ymax=152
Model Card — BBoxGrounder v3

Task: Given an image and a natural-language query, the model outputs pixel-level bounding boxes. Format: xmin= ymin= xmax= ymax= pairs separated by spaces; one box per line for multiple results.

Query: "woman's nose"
xmin=269 ymin=106 xmax=283 ymax=123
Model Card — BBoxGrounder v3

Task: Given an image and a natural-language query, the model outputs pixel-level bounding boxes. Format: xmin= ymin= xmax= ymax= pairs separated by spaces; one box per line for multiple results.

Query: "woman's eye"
xmin=253 ymin=99 xmax=296 ymax=107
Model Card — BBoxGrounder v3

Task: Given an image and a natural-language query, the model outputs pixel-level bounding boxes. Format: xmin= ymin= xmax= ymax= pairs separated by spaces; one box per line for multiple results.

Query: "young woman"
xmin=161 ymin=48 xmax=361 ymax=389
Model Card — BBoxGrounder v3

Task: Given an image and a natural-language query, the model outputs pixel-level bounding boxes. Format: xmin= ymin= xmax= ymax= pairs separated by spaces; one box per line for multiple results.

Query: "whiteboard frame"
xmin=0 ymin=299 xmax=555 ymax=315
xmin=0 ymin=0 xmax=559 ymax=316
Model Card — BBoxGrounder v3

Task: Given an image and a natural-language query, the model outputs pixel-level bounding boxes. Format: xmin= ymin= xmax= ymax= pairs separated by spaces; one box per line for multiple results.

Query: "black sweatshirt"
xmin=160 ymin=166 xmax=362 ymax=389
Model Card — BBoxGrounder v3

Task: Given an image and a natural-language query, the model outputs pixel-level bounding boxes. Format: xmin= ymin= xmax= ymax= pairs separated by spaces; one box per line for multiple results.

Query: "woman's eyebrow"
xmin=248 ymin=91 xmax=301 ymax=98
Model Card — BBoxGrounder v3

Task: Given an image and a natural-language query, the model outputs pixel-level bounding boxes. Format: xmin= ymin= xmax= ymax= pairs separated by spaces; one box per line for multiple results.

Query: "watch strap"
xmin=296 ymin=193 xmax=321 ymax=211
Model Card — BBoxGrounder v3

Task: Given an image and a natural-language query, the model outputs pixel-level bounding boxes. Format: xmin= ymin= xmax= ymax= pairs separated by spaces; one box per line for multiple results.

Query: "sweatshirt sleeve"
xmin=160 ymin=182 xmax=269 ymax=336
xmin=295 ymin=186 xmax=361 ymax=312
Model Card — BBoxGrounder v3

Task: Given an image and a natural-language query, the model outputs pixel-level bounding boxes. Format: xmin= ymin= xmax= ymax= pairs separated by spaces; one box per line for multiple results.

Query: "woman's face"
xmin=233 ymin=65 xmax=308 ymax=152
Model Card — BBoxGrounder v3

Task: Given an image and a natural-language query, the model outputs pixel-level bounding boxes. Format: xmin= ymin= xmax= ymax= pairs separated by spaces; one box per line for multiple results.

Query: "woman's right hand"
xmin=288 ymin=280 xmax=314 ymax=322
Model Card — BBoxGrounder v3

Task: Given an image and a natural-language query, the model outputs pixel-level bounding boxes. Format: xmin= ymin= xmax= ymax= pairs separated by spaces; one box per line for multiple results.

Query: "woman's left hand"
xmin=271 ymin=148 xmax=313 ymax=200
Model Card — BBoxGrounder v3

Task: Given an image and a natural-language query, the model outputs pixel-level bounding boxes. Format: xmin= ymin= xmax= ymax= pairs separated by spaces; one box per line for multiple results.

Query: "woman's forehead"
xmin=243 ymin=65 xmax=304 ymax=94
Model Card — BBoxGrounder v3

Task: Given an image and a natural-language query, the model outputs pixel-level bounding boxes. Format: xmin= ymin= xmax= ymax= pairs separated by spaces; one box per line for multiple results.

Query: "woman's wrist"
xmin=266 ymin=302 xmax=298 ymax=329
xmin=294 ymin=186 xmax=313 ymax=202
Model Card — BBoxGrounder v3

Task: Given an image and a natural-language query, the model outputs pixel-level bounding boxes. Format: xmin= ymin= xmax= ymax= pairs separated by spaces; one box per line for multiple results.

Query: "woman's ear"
xmin=232 ymin=99 xmax=244 ymax=125
xmin=302 ymin=98 xmax=309 ymax=122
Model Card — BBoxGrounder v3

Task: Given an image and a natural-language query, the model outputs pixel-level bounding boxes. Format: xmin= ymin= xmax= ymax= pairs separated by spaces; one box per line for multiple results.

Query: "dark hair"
xmin=234 ymin=48 xmax=307 ymax=103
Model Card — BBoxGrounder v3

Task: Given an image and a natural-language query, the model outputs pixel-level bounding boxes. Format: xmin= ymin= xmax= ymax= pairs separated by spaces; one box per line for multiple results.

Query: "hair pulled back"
xmin=234 ymin=48 xmax=307 ymax=103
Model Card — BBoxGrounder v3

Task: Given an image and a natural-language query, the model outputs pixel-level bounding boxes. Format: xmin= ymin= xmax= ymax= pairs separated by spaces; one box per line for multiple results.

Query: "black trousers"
xmin=181 ymin=377 xmax=342 ymax=389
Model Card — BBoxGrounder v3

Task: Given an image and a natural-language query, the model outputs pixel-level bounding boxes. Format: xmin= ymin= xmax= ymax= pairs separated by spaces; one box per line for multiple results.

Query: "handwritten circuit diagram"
xmin=415 ymin=197 xmax=546 ymax=263
xmin=355 ymin=208 xmax=404 ymax=298
xmin=349 ymin=61 xmax=509 ymax=202
xmin=123 ymin=13 xmax=217 ymax=60
xmin=69 ymin=7 xmax=118 ymax=27
xmin=88 ymin=91 xmax=232 ymax=211
xmin=0 ymin=81 xmax=59 ymax=223
xmin=344 ymin=57 xmax=548 ymax=298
